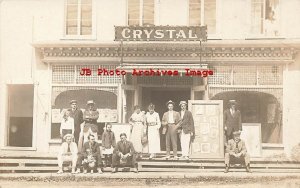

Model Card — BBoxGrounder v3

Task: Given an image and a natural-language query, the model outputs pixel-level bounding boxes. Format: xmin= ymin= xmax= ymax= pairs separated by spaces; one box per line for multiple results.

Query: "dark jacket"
xmin=81 ymin=141 xmax=101 ymax=158
xmin=113 ymin=140 xmax=135 ymax=156
xmin=224 ymin=109 xmax=242 ymax=137
xmin=102 ymin=130 xmax=116 ymax=149
xmin=180 ymin=110 xmax=195 ymax=134
xmin=69 ymin=108 xmax=83 ymax=136
xmin=83 ymin=109 xmax=99 ymax=133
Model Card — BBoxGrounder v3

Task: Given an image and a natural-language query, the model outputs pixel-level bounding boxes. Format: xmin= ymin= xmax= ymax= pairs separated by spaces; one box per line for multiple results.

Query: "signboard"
xmin=115 ymin=26 xmax=207 ymax=41
xmin=240 ymin=123 xmax=262 ymax=157
xmin=189 ymin=100 xmax=224 ymax=158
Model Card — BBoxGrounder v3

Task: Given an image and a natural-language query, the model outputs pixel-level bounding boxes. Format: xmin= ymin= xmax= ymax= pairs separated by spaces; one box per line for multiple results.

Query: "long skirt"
xmin=130 ymin=122 xmax=144 ymax=153
xmin=148 ymin=126 xmax=161 ymax=153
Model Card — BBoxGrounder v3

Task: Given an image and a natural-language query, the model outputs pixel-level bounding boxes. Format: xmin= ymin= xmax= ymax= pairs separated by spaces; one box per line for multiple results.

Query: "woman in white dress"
xmin=145 ymin=103 xmax=161 ymax=159
xmin=129 ymin=105 xmax=146 ymax=157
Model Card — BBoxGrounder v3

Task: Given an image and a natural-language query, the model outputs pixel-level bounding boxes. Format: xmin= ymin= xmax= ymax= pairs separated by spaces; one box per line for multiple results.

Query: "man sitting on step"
xmin=224 ymin=130 xmax=251 ymax=173
xmin=57 ymin=134 xmax=78 ymax=174
xmin=111 ymin=133 xmax=138 ymax=173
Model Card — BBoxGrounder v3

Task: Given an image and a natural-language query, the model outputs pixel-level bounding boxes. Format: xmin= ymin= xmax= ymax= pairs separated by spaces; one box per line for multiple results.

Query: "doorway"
xmin=142 ymin=87 xmax=190 ymax=151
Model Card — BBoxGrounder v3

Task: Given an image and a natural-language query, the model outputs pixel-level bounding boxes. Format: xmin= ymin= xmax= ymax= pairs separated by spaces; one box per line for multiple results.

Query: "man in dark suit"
xmin=178 ymin=101 xmax=195 ymax=159
xmin=112 ymin=133 xmax=138 ymax=173
xmin=69 ymin=100 xmax=83 ymax=145
xmin=224 ymin=130 xmax=251 ymax=173
xmin=224 ymin=100 xmax=242 ymax=141
xmin=76 ymin=134 xmax=103 ymax=174
xmin=161 ymin=100 xmax=181 ymax=159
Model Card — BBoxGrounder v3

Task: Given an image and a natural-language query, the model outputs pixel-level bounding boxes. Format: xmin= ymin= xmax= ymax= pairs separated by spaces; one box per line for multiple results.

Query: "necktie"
xmin=67 ymin=144 xmax=71 ymax=152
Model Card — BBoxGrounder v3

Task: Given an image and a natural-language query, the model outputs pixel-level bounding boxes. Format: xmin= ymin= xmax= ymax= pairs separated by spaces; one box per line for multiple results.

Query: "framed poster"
xmin=189 ymin=100 xmax=224 ymax=159
xmin=240 ymin=123 xmax=262 ymax=157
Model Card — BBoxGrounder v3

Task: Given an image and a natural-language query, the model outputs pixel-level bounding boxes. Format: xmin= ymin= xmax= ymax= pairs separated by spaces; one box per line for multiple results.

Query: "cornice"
xmin=33 ymin=40 xmax=300 ymax=64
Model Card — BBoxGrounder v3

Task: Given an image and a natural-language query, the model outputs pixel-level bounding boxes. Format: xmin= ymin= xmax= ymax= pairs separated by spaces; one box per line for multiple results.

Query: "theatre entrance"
xmin=142 ymin=87 xmax=190 ymax=151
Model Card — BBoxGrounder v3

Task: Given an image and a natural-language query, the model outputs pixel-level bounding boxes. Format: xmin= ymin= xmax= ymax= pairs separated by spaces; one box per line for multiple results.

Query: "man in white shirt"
xmin=161 ymin=100 xmax=181 ymax=159
xmin=57 ymin=134 xmax=78 ymax=174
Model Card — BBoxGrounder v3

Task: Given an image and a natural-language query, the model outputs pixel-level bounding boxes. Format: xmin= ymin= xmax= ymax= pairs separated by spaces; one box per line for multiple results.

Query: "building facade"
xmin=0 ymin=0 xmax=300 ymax=158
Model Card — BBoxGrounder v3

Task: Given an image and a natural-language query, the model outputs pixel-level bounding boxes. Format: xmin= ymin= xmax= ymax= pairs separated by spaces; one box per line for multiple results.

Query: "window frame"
xmin=247 ymin=0 xmax=282 ymax=39
xmin=62 ymin=0 xmax=97 ymax=40
xmin=127 ymin=0 xmax=157 ymax=26
xmin=187 ymin=0 xmax=220 ymax=38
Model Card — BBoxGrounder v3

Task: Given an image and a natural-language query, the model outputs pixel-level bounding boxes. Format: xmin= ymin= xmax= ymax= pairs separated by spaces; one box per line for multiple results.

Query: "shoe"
xmin=246 ymin=165 xmax=252 ymax=173
xmin=164 ymin=155 xmax=170 ymax=160
xmin=90 ymin=170 xmax=94 ymax=174
xmin=83 ymin=169 xmax=87 ymax=174
xmin=75 ymin=168 xmax=80 ymax=174
xmin=57 ymin=170 xmax=63 ymax=174
xmin=224 ymin=166 xmax=229 ymax=173
xmin=174 ymin=156 xmax=179 ymax=160
xmin=71 ymin=169 xmax=76 ymax=174
xmin=133 ymin=168 xmax=138 ymax=173
xmin=112 ymin=168 xmax=117 ymax=173
xmin=149 ymin=154 xmax=154 ymax=160
xmin=184 ymin=156 xmax=190 ymax=160
xmin=98 ymin=168 xmax=103 ymax=174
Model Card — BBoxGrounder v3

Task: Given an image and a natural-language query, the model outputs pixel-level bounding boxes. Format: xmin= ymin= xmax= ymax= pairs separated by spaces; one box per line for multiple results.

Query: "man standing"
xmin=161 ymin=100 xmax=181 ymax=159
xmin=224 ymin=100 xmax=242 ymax=141
xmin=69 ymin=100 xmax=83 ymax=145
xmin=224 ymin=131 xmax=251 ymax=173
xmin=83 ymin=100 xmax=99 ymax=143
xmin=112 ymin=133 xmax=138 ymax=173
xmin=57 ymin=134 xmax=78 ymax=174
xmin=178 ymin=101 xmax=195 ymax=160
xmin=76 ymin=134 xmax=103 ymax=174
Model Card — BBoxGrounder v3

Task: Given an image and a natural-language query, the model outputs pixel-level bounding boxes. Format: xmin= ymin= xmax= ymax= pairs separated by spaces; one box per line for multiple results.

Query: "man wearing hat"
xmin=69 ymin=100 xmax=83 ymax=145
xmin=57 ymin=134 xmax=78 ymax=174
xmin=83 ymin=100 xmax=99 ymax=143
xmin=224 ymin=100 xmax=242 ymax=141
xmin=178 ymin=101 xmax=195 ymax=160
xmin=224 ymin=130 xmax=251 ymax=173
xmin=161 ymin=100 xmax=181 ymax=159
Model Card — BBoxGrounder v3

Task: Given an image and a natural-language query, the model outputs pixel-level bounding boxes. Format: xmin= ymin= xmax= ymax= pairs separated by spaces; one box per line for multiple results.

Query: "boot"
xmin=246 ymin=164 xmax=252 ymax=173
xmin=224 ymin=165 xmax=229 ymax=173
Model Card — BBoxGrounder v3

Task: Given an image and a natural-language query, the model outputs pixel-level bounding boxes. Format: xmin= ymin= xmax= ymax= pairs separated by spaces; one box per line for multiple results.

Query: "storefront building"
xmin=0 ymin=0 xmax=300 ymax=158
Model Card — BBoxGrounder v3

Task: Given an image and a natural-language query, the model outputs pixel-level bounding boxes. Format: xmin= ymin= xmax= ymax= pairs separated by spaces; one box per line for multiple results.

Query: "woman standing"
xmin=60 ymin=109 xmax=75 ymax=139
xmin=145 ymin=103 xmax=161 ymax=159
xmin=129 ymin=105 xmax=146 ymax=157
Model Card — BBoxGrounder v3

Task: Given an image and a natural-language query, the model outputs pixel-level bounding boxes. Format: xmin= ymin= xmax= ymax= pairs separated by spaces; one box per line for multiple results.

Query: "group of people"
xmin=57 ymin=98 xmax=251 ymax=174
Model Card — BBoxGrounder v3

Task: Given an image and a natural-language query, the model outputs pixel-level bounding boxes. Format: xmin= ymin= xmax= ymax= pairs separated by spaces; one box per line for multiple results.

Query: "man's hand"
xmin=224 ymin=126 xmax=227 ymax=131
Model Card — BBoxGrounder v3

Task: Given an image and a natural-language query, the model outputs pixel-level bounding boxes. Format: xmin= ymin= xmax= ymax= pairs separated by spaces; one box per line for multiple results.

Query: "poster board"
xmin=111 ymin=123 xmax=131 ymax=143
xmin=189 ymin=100 xmax=224 ymax=158
xmin=240 ymin=123 xmax=262 ymax=157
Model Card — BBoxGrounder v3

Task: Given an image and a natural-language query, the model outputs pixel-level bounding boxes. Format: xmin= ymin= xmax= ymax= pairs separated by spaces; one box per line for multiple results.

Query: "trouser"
xmin=180 ymin=132 xmax=191 ymax=157
xmin=112 ymin=153 xmax=137 ymax=168
xmin=166 ymin=124 xmax=178 ymax=156
xmin=76 ymin=153 xmax=102 ymax=170
xmin=57 ymin=154 xmax=77 ymax=169
xmin=224 ymin=153 xmax=250 ymax=166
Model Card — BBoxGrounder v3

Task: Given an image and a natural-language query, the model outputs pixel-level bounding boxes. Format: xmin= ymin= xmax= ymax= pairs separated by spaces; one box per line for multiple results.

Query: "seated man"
xmin=224 ymin=130 xmax=251 ymax=173
xmin=57 ymin=134 xmax=78 ymax=174
xmin=112 ymin=133 xmax=138 ymax=173
xmin=76 ymin=134 xmax=103 ymax=174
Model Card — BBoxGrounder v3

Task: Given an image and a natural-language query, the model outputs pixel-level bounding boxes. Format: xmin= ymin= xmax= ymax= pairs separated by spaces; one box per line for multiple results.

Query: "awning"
xmin=117 ymin=63 xmax=208 ymax=73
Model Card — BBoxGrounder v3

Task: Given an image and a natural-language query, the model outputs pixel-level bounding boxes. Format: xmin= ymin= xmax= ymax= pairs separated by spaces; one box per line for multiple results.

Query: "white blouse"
xmin=60 ymin=117 xmax=74 ymax=133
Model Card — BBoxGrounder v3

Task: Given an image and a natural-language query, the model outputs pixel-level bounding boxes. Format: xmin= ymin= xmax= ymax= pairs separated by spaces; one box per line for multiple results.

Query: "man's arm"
xmin=78 ymin=110 xmax=84 ymax=124
xmin=93 ymin=143 xmax=101 ymax=157
xmin=189 ymin=111 xmax=195 ymax=136
xmin=238 ymin=111 xmax=242 ymax=131
xmin=129 ymin=142 xmax=135 ymax=156
xmin=225 ymin=141 xmax=235 ymax=156
xmin=240 ymin=141 xmax=247 ymax=156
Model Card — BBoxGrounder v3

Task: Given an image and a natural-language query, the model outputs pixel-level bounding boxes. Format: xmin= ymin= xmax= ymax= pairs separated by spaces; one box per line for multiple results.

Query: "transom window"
xmin=65 ymin=0 xmax=93 ymax=36
xmin=128 ymin=0 xmax=155 ymax=26
xmin=189 ymin=0 xmax=216 ymax=34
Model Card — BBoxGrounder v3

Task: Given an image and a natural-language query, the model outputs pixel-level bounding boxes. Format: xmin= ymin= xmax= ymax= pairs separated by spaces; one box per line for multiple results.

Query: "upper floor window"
xmin=65 ymin=0 xmax=93 ymax=36
xmin=128 ymin=0 xmax=155 ymax=26
xmin=189 ymin=0 xmax=216 ymax=34
xmin=251 ymin=0 xmax=280 ymax=37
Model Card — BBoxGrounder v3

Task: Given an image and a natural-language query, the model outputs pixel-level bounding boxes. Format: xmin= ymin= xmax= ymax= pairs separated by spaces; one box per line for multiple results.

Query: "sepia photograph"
xmin=0 ymin=0 xmax=300 ymax=187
